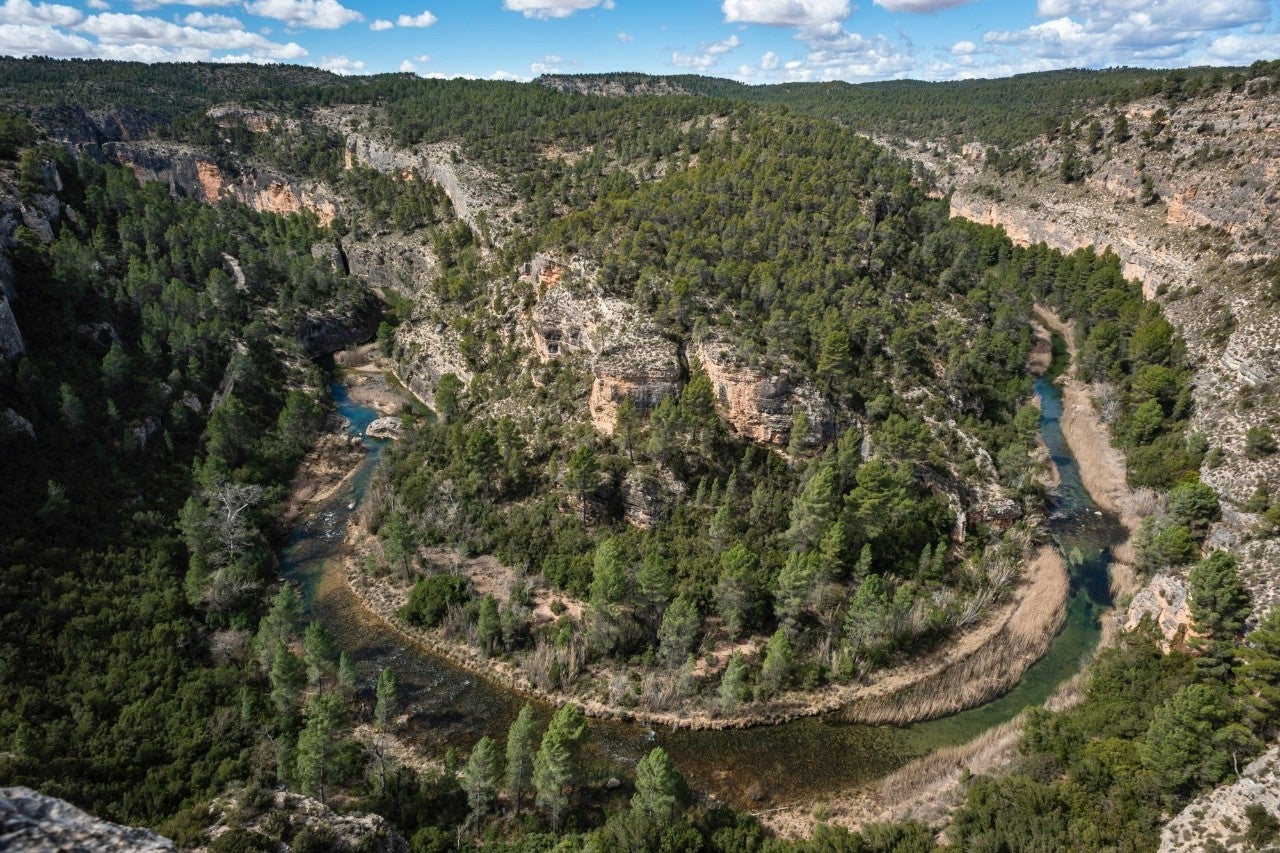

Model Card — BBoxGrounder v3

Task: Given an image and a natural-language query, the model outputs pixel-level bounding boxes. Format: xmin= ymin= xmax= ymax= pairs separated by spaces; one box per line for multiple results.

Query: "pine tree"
xmin=533 ymin=728 xmax=572 ymax=830
xmin=462 ymin=735 xmax=501 ymax=822
xmin=269 ymin=640 xmax=305 ymax=714
xmin=786 ymin=465 xmax=838 ymax=551
xmin=567 ymin=444 xmax=598 ymax=524
xmin=631 ymin=747 xmax=683 ymax=824
xmin=296 ymin=694 xmax=346 ymax=804
xmin=1189 ymin=550 xmax=1252 ymax=639
xmin=505 ymin=703 xmax=536 ymax=815
xmin=337 ymin=652 xmax=357 ymax=695
xmin=657 ymin=597 xmax=700 ymax=668
xmin=718 ymin=651 xmax=749 ymax=710
xmin=759 ymin=629 xmax=793 ymax=698
xmin=303 ymin=621 xmax=337 ymax=690
xmin=374 ymin=666 xmax=398 ymax=728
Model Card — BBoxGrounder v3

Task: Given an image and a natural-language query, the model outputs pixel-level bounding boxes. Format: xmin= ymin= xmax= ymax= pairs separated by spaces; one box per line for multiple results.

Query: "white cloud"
xmin=1206 ymin=31 xmax=1280 ymax=63
xmin=721 ymin=0 xmax=849 ymax=27
xmin=318 ymin=52 xmax=362 ymax=73
xmin=413 ymin=52 xmax=428 ymax=61
xmin=976 ymin=0 xmax=1273 ymax=70
xmin=0 ymin=0 xmax=84 ymax=27
xmin=616 ymin=30 xmax=631 ymax=41
xmin=398 ymin=58 xmax=414 ymax=71
xmin=85 ymin=0 xmax=108 ymax=8
xmin=488 ymin=68 xmax=526 ymax=80
xmin=80 ymin=11 xmax=306 ymax=57
xmin=369 ymin=18 xmax=391 ymax=29
xmin=0 ymin=20 xmax=92 ymax=54
xmin=671 ymin=33 xmax=741 ymax=68
xmin=530 ymin=53 xmax=562 ymax=73
xmin=182 ymin=11 xmax=239 ymax=28
xmin=244 ymin=0 xmax=361 ymax=29
xmin=950 ymin=38 xmax=975 ymax=54
xmin=395 ymin=8 xmax=435 ymax=27
xmin=502 ymin=0 xmax=612 ymax=20
xmin=760 ymin=49 xmax=778 ymax=68
xmin=873 ymin=0 xmax=976 ymax=11
xmin=131 ymin=0 xmax=236 ymax=11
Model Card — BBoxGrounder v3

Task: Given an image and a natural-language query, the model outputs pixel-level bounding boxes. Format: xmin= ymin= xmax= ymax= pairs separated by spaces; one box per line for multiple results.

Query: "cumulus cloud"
xmin=317 ymin=52 xmax=362 ymax=72
xmin=873 ymin=0 xmax=976 ymax=11
xmin=398 ymin=58 xmax=414 ymax=71
xmin=721 ymin=0 xmax=849 ymax=27
xmin=977 ymin=0 xmax=1273 ymax=69
xmin=502 ymin=0 xmax=613 ymax=20
xmin=1206 ymin=31 xmax=1280 ymax=63
xmin=616 ymin=30 xmax=631 ymax=41
xmin=760 ymin=49 xmax=778 ymax=68
xmin=0 ymin=0 xmax=84 ymax=27
xmin=244 ymin=0 xmax=361 ymax=29
xmin=530 ymin=53 xmax=562 ymax=73
xmin=672 ymin=33 xmax=741 ymax=68
xmin=369 ymin=18 xmax=391 ymax=29
xmin=131 ymin=0 xmax=236 ymax=11
xmin=182 ymin=11 xmax=239 ymax=28
xmin=951 ymin=38 xmax=976 ymax=54
xmin=0 ymin=20 xmax=92 ymax=54
xmin=395 ymin=8 xmax=435 ymax=27
xmin=488 ymin=68 xmax=526 ymax=80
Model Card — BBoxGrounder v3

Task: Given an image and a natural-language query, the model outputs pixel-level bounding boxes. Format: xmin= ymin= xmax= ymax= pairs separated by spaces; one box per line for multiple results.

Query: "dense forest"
xmin=0 ymin=56 xmax=1276 ymax=852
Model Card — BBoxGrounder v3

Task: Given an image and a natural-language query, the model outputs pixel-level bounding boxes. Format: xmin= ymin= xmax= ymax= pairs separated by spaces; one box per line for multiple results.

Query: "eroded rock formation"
xmin=695 ymin=336 xmax=834 ymax=448
xmin=0 ymin=787 xmax=174 ymax=852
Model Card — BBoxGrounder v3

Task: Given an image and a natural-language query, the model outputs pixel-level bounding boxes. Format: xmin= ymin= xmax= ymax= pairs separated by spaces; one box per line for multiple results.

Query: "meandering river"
xmin=277 ymin=370 xmax=1124 ymax=808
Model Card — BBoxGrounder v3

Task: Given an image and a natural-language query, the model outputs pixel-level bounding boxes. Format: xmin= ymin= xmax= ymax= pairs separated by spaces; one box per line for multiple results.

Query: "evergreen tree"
xmin=567 ymin=444 xmax=599 ymax=524
xmin=786 ymin=465 xmax=838 ymax=551
xmin=374 ymin=666 xmax=398 ymax=728
xmin=631 ymin=747 xmax=683 ymax=824
xmin=657 ymin=597 xmax=700 ymax=668
xmin=269 ymin=640 xmax=305 ymax=715
xmin=1189 ymin=550 xmax=1252 ymax=639
xmin=462 ymin=735 xmax=501 ymax=822
xmin=296 ymin=694 xmax=346 ymax=804
xmin=719 ymin=651 xmax=749 ymax=710
xmin=337 ymin=652 xmax=357 ymax=696
xmin=533 ymin=706 xmax=587 ymax=832
xmin=759 ymin=629 xmax=793 ymax=698
xmin=505 ymin=703 xmax=537 ymax=815
xmin=303 ymin=621 xmax=337 ymax=690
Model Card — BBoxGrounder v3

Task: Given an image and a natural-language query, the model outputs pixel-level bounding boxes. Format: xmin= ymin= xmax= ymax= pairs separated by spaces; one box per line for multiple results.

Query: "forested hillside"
xmin=1 ymin=56 xmax=1277 ymax=853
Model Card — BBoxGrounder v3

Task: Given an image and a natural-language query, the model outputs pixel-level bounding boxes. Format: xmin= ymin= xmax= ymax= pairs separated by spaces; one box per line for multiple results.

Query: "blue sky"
xmin=1 ymin=0 xmax=1277 ymax=82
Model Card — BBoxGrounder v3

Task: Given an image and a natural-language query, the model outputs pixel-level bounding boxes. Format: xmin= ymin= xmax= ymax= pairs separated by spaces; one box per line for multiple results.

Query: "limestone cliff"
xmin=527 ymin=255 xmax=683 ymax=433
xmin=102 ymin=142 xmax=340 ymax=226
xmin=0 ymin=787 xmax=174 ymax=851
xmin=1159 ymin=746 xmax=1280 ymax=853
xmin=695 ymin=336 xmax=835 ymax=449
xmin=941 ymin=85 xmax=1280 ymax=615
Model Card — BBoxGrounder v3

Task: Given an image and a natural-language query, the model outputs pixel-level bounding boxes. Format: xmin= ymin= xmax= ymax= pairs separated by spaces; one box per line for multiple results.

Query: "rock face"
xmin=695 ymin=337 xmax=834 ymax=448
xmin=528 ymin=255 xmax=683 ymax=434
xmin=621 ymin=464 xmax=686 ymax=529
xmin=101 ymin=142 xmax=340 ymax=226
xmin=1159 ymin=747 xmax=1280 ymax=853
xmin=298 ymin=297 xmax=380 ymax=356
xmin=0 ymin=787 xmax=174 ymax=851
xmin=0 ymin=292 xmax=23 ymax=359
xmin=365 ymin=416 xmax=402 ymax=440
xmin=1124 ymin=574 xmax=1192 ymax=643
xmin=199 ymin=788 xmax=408 ymax=853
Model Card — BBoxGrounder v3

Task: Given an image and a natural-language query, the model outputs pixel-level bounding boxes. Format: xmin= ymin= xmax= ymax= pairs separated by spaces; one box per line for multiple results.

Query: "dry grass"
xmin=840 ymin=545 xmax=1068 ymax=725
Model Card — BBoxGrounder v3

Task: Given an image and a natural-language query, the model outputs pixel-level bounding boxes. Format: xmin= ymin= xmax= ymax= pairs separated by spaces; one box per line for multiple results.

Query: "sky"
xmin=1 ymin=0 xmax=1278 ymax=83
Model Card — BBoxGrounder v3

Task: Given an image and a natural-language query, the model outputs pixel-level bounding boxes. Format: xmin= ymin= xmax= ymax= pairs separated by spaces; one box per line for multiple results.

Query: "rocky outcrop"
xmin=1124 ymin=574 xmax=1192 ymax=644
xmin=621 ymin=463 xmax=686 ymax=529
xmin=0 ymin=293 xmax=23 ymax=360
xmin=0 ymin=787 xmax=174 ymax=851
xmin=589 ymin=342 xmax=682 ymax=434
xmin=695 ymin=337 xmax=835 ymax=448
xmin=1159 ymin=746 xmax=1280 ymax=853
xmin=2 ymin=407 xmax=35 ymax=442
xmin=298 ymin=296 xmax=380 ymax=357
xmin=101 ymin=142 xmax=340 ymax=226
xmin=365 ymin=416 xmax=402 ymax=440
xmin=528 ymin=256 xmax=683 ymax=433
xmin=199 ymin=788 xmax=408 ymax=853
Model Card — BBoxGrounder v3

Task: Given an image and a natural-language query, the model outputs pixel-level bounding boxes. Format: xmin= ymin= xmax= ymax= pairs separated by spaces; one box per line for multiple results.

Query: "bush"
xmin=401 ymin=575 xmax=472 ymax=628
xmin=1245 ymin=425 xmax=1277 ymax=460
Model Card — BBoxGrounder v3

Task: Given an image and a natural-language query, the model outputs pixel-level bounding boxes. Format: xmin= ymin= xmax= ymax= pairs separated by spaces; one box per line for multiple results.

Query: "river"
xmin=277 ymin=370 xmax=1125 ymax=809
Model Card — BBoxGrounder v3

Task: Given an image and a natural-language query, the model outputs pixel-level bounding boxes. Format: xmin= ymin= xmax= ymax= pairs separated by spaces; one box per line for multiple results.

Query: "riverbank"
xmin=758 ymin=307 xmax=1147 ymax=838
xmin=342 ymin=524 xmax=1067 ymax=732
xmin=1032 ymin=306 xmax=1143 ymax=603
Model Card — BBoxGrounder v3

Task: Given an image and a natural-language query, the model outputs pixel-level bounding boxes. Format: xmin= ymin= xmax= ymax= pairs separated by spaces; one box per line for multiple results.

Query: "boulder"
xmin=0 ymin=787 xmax=174 ymax=852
